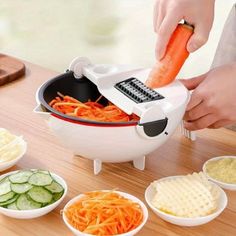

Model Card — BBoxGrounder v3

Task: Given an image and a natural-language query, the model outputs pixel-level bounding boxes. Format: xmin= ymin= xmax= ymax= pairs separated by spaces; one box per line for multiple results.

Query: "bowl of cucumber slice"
xmin=0 ymin=169 xmax=67 ymax=219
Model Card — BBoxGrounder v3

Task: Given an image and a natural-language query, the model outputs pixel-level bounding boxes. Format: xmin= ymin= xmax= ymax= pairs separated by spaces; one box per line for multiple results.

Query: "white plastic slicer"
xmin=36 ymin=56 xmax=190 ymax=175
xmin=69 ymin=57 xmax=171 ymax=139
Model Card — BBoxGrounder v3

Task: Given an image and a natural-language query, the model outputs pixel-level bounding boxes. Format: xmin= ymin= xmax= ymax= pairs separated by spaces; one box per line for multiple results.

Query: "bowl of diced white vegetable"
xmin=0 ymin=128 xmax=27 ymax=172
xmin=145 ymin=173 xmax=227 ymax=226
xmin=0 ymin=169 xmax=67 ymax=219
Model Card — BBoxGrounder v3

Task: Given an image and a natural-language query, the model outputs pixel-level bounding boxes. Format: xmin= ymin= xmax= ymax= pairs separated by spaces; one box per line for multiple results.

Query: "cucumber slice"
xmin=0 ymin=191 xmax=15 ymax=203
xmin=0 ymin=177 xmax=9 ymax=184
xmin=41 ymin=202 xmax=49 ymax=207
xmin=53 ymin=191 xmax=64 ymax=202
xmin=0 ymin=180 xmax=11 ymax=196
xmin=9 ymin=171 xmax=33 ymax=184
xmin=0 ymin=194 xmax=18 ymax=206
xmin=27 ymin=187 xmax=52 ymax=204
xmin=17 ymin=194 xmax=41 ymax=210
xmin=11 ymin=183 xmax=33 ymax=194
xmin=7 ymin=202 xmax=18 ymax=210
xmin=28 ymin=173 xmax=53 ymax=186
xmin=44 ymin=181 xmax=64 ymax=193
xmin=37 ymin=170 xmax=50 ymax=175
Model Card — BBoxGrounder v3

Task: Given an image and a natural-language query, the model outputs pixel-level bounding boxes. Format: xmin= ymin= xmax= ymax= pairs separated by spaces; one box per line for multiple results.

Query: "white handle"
xmin=33 ymin=104 xmax=51 ymax=120
xmin=68 ymin=57 xmax=92 ymax=79
xmin=68 ymin=57 xmax=143 ymax=86
xmin=69 ymin=57 xmax=116 ymax=84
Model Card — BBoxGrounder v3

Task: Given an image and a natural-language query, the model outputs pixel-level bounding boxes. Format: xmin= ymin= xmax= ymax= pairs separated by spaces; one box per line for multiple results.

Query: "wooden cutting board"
xmin=0 ymin=54 xmax=25 ymax=86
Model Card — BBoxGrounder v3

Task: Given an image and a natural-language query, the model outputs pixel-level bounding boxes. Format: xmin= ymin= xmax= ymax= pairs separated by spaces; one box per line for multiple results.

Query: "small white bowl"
xmin=145 ymin=176 xmax=228 ymax=227
xmin=63 ymin=191 xmax=148 ymax=236
xmin=0 ymin=170 xmax=67 ymax=219
xmin=203 ymin=156 xmax=236 ymax=191
xmin=0 ymin=139 xmax=27 ymax=172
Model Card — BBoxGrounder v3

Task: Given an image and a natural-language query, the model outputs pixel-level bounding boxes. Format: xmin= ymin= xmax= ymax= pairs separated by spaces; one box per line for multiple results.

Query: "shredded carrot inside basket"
xmin=64 ymin=191 xmax=143 ymax=236
xmin=49 ymin=93 xmax=139 ymax=122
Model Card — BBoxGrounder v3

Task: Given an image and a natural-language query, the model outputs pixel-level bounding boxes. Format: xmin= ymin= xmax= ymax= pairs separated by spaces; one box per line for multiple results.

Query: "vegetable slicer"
xmin=35 ymin=57 xmax=189 ymax=174
xmin=69 ymin=57 xmax=189 ymax=139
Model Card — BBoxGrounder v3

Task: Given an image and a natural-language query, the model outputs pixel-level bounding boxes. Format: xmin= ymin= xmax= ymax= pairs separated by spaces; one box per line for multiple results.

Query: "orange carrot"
xmin=64 ymin=191 xmax=143 ymax=236
xmin=49 ymin=94 xmax=139 ymax=122
xmin=146 ymin=23 xmax=194 ymax=88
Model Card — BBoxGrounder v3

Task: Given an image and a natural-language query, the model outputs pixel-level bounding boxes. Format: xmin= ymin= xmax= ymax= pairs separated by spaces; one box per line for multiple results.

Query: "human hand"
xmin=153 ymin=0 xmax=215 ymax=59
xmin=180 ymin=63 xmax=236 ymax=131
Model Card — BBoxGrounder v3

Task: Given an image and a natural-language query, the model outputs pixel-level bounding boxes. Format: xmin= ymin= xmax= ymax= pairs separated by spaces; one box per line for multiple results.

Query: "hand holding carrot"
xmin=153 ymin=0 xmax=215 ymax=59
xmin=146 ymin=0 xmax=215 ymax=89
xmin=146 ymin=23 xmax=193 ymax=88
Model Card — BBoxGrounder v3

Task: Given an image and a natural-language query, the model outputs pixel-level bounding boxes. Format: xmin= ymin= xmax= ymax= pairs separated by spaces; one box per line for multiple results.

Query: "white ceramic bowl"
xmin=203 ymin=156 xmax=236 ymax=191
xmin=145 ymin=176 xmax=228 ymax=227
xmin=0 ymin=170 xmax=67 ymax=219
xmin=0 ymin=139 xmax=27 ymax=172
xmin=63 ymin=191 xmax=148 ymax=236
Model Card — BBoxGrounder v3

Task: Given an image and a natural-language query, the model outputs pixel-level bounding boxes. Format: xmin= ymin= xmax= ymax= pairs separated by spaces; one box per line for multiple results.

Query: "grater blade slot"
xmin=115 ymin=78 xmax=164 ymax=103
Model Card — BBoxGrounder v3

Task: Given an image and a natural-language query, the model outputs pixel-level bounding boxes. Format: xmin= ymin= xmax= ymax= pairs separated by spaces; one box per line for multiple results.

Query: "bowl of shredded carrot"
xmin=62 ymin=190 xmax=148 ymax=236
xmin=49 ymin=92 xmax=139 ymax=123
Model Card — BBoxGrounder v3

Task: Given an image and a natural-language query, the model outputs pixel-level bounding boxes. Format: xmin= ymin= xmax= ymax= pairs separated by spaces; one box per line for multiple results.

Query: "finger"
xmin=155 ymin=13 xmax=181 ymax=59
xmin=208 ymin=120 xmax=233 ymax=129
xmin=187 ymin=23 xmax=210 ymax=53
xmin=153 ymin=1 xmax=158 ymax=32
xmin=186 ymin=89 xmax=203 ymax=111
xmin=184 ymin=114 xmax=217 ymax=131
xmin=184 ymin=100 xmax=210 ymax=121
xmin=155 ymin=2 xmax=165 ymax=33
xmin=153 ymin=0 xmax=160 ymax=33
xmin=179 ymin=73 xmax=207 ymax=90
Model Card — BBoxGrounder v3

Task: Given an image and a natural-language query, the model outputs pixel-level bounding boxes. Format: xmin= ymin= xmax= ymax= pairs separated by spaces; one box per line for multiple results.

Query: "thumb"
xmin=187 ymin=24 xmax=209 ymax=53
xmin=179 ymin=73 xmax=207 ymax=90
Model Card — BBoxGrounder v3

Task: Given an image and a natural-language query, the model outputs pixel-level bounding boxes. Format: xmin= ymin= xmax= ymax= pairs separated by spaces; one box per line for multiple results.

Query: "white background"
xmin=0 ymin=0 xmax=235 ymax=78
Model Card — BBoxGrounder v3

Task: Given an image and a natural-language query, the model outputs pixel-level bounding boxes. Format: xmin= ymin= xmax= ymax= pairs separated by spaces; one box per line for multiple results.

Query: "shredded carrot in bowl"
xmin=49 ymin=93 xmax=139 ymax=123
xmin=64 ymin=191 xmax=144 ymax=236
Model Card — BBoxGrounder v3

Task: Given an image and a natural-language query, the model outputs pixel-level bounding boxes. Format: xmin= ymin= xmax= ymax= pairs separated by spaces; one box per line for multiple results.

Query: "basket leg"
xmin=94 ymin=159 xmax=102 ymax=175
xmin=133 ymin=156 xmax=145 ymax=170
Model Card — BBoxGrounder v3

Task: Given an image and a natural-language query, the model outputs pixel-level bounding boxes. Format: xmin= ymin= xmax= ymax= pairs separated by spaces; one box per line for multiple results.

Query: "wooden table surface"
xmin=0 ymin=61 xmax=235 ymax=236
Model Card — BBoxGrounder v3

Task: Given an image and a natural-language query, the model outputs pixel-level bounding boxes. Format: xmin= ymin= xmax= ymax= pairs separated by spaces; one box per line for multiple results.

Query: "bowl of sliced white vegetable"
xmin=0 ymin=128 xmax=27 ymax=172
xmin=0 ymin=169 xmax=67 ymax=219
